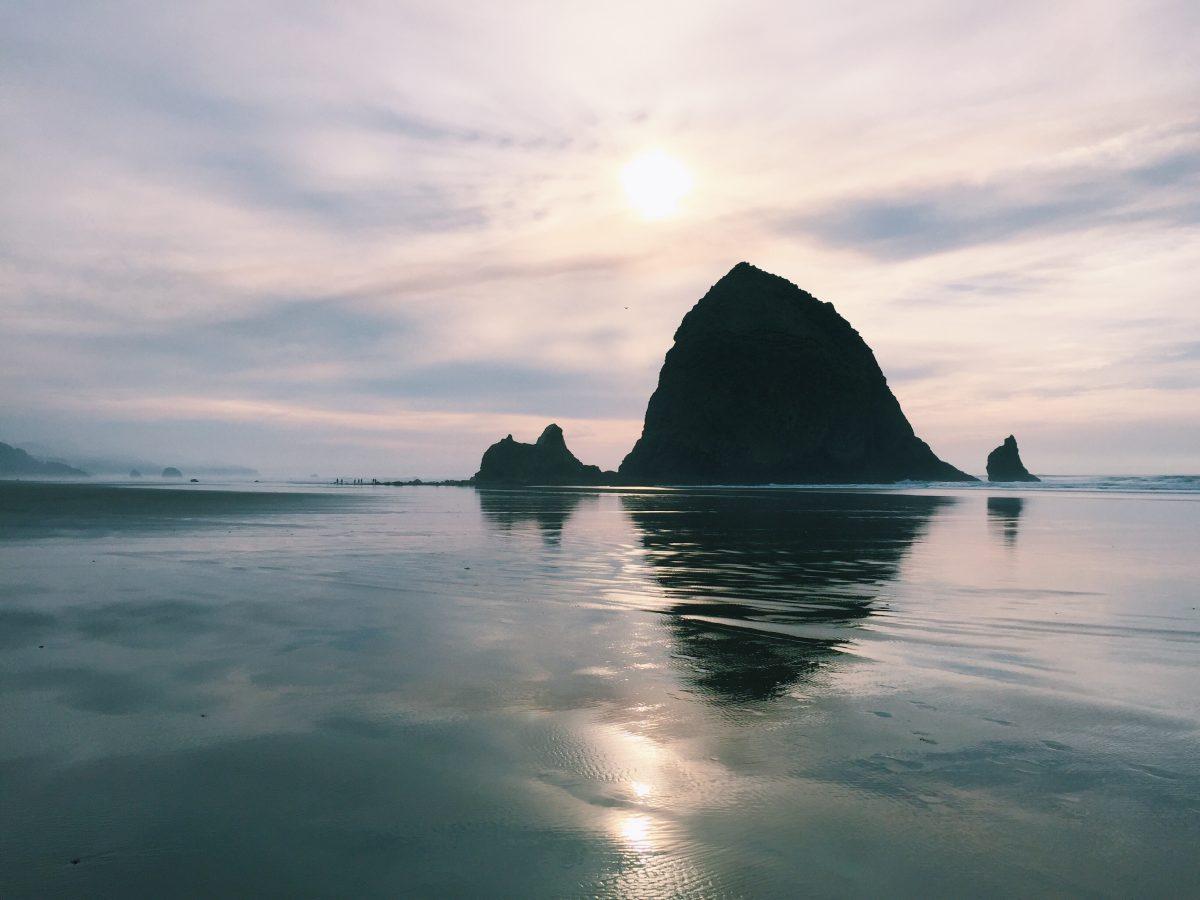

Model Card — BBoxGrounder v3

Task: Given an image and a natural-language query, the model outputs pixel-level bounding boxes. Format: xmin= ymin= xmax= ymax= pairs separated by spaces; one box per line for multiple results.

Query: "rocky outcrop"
xmin=618 ymin=263 xmax=975 ymax=484
xmin=0 ymin=441 xmax=88 ymax=477
xmin=473 ymin=424 xmax=613 ymax=485
xmin=129 ymin=469 xmax=142 ymax=478
xmin=162 ymin=467 xmax=183 ymax=478
xmin=986 ymin=435 xmax=1039 ymax=482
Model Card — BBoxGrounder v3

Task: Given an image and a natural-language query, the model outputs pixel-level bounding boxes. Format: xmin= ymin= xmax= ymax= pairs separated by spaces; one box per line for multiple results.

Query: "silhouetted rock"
xmin=162 ymin=467 xmax=183 ymax=478
xmin=986 ymin=435 xmax=1039 ymax=482
xmin=473 ymin=425 xmax=613 ymax=485
xmin=129 ymin=469 xmax=142 ymax=478
xmin=619 ymin=263 xmax=975 ymax=484
xmin=0 ymin=442 xmax=88 ymax=477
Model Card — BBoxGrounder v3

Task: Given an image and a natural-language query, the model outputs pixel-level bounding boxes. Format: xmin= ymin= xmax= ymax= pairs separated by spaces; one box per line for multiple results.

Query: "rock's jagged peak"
xmin=711 ymin=261 xmax=822 ymax=301
xmin=724 ymin=260 xmax=799 ymax=285
xmin=535 ymin=424 xmax=566 ymax=448
xmin=671 ymin=262 xmax=851 ymax=346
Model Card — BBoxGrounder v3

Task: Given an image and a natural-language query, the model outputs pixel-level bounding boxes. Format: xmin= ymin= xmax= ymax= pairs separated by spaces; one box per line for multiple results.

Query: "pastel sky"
xmin=3 ymin=1 xmax=1198 ymax=477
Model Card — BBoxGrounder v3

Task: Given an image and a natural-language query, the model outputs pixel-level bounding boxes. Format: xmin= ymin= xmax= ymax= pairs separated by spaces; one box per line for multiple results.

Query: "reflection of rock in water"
xmin=622 ymin=491 xmax=950 ymax=702
xmin=477 ymin=489 xmax=594 ymax=545
xmin=987 ymin=496 xmax=1024 ymax=546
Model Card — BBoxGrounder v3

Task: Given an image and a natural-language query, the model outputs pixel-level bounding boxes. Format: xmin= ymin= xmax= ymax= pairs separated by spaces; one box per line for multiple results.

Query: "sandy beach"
xmin=2 ymin=480 xmax=1197 ymax=897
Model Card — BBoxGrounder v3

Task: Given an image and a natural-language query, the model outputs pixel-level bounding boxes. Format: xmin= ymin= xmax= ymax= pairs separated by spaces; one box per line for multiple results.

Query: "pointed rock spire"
xmin=986 ymin=435 xmax=1039 ymax=482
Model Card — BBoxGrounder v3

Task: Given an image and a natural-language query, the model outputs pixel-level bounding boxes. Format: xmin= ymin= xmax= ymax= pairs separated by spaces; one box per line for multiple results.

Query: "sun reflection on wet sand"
xmin=617 ymin=812 xmax=655 ymax=851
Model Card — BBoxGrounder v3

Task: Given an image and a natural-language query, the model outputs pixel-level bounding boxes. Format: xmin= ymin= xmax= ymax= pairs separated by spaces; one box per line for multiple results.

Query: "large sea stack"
xmin=473 ymin=424 xmax=611 ymax=485
xmin=986 ymin=435 xmax=1040 ymax=482
xmin=618 ymin=263 xmax=974 ymax=485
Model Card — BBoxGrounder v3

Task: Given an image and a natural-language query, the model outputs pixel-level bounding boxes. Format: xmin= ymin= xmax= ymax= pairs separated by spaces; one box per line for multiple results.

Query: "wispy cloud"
xmin=2 ymin=0 xmax=1198 ymax=474
xmin=786 ymin=129 xmax=1200 ymax=259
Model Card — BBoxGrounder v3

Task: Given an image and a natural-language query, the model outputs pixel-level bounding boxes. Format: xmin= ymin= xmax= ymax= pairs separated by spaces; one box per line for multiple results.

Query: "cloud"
xmin=359 ymin=361 xmax=642 ymax=418
xmin=786 ymin=133 xmax=1200 ymax=259
xmin=1 ymin=1 xmax=1198 ymax=474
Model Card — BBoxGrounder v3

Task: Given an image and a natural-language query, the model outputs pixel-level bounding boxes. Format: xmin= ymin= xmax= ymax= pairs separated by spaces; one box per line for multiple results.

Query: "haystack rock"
xmin=473 ymin=424 xmax=612 ymax=485
xmin=162 ymin=467 xmax=183 ymax=478
xmin=986 ymin=435 xmax=1039 ymax=482
xmin=619 ymin=263 xmax=975 ymax=485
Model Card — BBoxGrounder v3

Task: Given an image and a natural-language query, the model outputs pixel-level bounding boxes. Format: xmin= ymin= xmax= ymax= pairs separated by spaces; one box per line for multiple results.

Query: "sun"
xmin=621 ymin=149 xmax=693 ymax=220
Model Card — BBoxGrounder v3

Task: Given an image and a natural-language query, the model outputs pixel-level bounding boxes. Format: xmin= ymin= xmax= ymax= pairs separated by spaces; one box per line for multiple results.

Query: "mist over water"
xmin=1 ymin=481 xmax=1198 ymax=897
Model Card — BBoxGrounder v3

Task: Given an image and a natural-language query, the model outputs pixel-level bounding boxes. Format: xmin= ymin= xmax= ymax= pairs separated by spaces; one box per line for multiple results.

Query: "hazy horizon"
xmin=3 ymin=1 xmax=1198 ymax=477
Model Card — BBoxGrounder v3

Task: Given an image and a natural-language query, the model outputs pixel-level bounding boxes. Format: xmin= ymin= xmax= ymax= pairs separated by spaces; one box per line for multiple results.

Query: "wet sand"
xmin=2 ymin=481 xmax=1198 ymax=897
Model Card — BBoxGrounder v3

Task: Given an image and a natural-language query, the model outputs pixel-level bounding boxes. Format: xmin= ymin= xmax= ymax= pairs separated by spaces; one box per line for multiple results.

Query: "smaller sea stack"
xmin=986 ymin=436 xmax=1039 ymax=482
xmin=473 ymin=424 xmax=612 ymax=485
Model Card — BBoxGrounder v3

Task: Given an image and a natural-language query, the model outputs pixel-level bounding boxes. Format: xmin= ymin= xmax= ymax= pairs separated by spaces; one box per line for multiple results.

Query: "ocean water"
xmin=1 ymin=480 xmax=1198 ymax=898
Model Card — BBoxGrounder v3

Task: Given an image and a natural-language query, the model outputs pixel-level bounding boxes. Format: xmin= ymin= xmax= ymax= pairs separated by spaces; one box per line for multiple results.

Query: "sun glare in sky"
xmin=620 ymin=149 xmax=693 ymax=219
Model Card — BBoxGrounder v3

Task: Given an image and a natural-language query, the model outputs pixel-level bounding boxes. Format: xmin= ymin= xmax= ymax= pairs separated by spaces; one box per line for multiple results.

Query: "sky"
xmin=2 ymin=0 xmax=1198 ymax=477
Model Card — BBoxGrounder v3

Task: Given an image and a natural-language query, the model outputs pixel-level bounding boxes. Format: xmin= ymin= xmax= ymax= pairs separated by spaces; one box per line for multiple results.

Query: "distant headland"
xmin=0 ymin=441 xmax=88 ymax=477
xmin=0 ymin=443 xmax=263 ymax=481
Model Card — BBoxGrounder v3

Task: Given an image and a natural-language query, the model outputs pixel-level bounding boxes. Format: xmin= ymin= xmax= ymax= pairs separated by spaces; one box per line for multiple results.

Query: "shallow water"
xmin=1 ymin=481 xmax=1198 ymax=897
